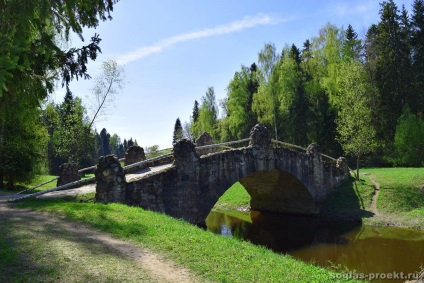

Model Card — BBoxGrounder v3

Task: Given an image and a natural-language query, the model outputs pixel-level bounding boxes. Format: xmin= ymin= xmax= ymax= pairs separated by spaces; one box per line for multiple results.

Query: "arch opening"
xmin=239 ymin=169 xmax=318 ymax=215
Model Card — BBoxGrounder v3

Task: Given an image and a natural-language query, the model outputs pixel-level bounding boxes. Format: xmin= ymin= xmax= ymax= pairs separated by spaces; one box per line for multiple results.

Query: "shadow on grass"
xmin=0 ymin=202 xmax=152 ymax=282
xmin=320 ymin=176 xmax=374 ymax=221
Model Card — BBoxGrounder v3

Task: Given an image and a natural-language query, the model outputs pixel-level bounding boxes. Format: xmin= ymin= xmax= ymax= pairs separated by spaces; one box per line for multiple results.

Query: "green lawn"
xmin=213 ymin=182 xmax=251 ymax=211
xmin=15 ymin=198 xmax=364 ymax=283
xmin=361 ymin=167 xmax=424 ymax=229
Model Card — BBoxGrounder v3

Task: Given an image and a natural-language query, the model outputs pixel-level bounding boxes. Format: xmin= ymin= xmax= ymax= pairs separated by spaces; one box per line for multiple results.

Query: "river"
xmin=206 ymin=210 xmax=424 ymax=283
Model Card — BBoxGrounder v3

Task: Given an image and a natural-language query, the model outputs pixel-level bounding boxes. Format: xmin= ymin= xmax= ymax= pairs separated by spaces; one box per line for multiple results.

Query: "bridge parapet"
xmin=94 ymin=124 xmax=350 ymax=224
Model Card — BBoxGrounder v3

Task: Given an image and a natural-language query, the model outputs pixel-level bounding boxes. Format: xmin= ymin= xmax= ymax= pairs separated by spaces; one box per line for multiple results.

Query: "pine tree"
xmin=173 ymin=118 xmax=183 ymax=144
xmin=192 ymin=100 xmax=199 ymax=123
xmin=374 ymin=0 xmax=414 ymax=142
xmin=343 ymin=24 xmax=362 ymax=60
xmin=127 ymin=138 xmax=134 ymax=148
xmin=99 ymin=128 xmax=111 ymax=156
xmin=411 ymin=0 xmax=424 ymax=114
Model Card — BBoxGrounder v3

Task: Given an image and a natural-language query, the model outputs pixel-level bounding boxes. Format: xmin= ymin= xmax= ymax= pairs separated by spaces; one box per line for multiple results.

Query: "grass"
xmin=14 ymin=198 xmax=364 ymax=283
xmin=0 ymin=173 xmax=96 ymax=195
xmin=320 ymin=173 xmax=375 ymax=220
xmin=213 ymin=182 xmax=251 ymax=211
xmin=361 ymin=167 xmax=424 ymax=229
xmin=0 ymin=208 xmax=156 ymax=282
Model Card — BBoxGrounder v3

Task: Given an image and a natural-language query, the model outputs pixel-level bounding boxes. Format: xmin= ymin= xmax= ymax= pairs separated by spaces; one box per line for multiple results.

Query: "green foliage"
xmin=335 ymin=60 xmax=376 ymax=161
xmin=370 ymin=0 xmax=414 ymax=142
xmin=0 ymin=0 xmax=119 ymax=184
xmin=393 ymin=106 xmax=424 ymax=166
xmin=191 ymin=86 xmax=218 ymax=139
xmin=1 ymin=96 xmax=49 ymax=189
xmin=226 ymin=64 xmax=259 ymax=139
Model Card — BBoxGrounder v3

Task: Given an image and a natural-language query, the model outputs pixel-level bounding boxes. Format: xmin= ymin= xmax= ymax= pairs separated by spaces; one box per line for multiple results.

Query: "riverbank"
xmin=321 ymin=168 xmax=424 ymax=230
xmin=8 ymin=197 xmax=364 ymax=283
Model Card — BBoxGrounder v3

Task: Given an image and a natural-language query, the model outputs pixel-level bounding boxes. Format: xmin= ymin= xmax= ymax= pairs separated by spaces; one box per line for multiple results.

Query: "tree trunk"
xmin=356 ymin=155 xmax=360 ymax=181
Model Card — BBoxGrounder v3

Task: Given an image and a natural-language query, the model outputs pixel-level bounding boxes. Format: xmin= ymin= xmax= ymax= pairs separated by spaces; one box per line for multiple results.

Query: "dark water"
xmin=206 ymin=210 xmax=424 ymax=283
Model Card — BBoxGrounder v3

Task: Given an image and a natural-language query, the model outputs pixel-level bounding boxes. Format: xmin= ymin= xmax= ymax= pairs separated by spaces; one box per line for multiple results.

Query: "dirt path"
xmin=368 ymin=176 xmax=381 ymax=216
xmin=0 ymin=203 xmax=199 ymax=283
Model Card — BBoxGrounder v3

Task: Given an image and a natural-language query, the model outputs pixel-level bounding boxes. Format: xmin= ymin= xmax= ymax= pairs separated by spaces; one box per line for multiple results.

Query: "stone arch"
xmin=240 ymin=170 xmax=317 ymax=215
xmin=193 ymin=146 xmax=317 ymax=223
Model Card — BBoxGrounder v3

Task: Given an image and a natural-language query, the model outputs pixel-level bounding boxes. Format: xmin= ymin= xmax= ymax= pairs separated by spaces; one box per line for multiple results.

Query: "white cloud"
xmin=116 ymin=13 xmax=281 ymax=65
xmin=333 ymin=1 xmax=379 ymax=18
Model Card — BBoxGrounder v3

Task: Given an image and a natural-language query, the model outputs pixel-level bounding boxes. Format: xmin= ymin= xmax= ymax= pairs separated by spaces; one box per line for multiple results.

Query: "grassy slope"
xmin=361 ymin=167 xmax=424 ymax=229
xmin=16 ymin=198 xmax=363 ymax=283
xmin=213 ymin=182 xmax=251 ymax=211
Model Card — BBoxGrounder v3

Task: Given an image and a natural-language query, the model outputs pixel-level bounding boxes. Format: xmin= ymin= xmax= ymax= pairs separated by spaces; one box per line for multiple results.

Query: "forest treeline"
xmin=184 ymin=0 xmax=424 ymax=172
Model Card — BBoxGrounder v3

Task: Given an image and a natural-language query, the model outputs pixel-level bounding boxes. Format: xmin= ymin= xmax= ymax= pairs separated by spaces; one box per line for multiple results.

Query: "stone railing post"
xmin=195 ymin=132 xmax=214 ymax=155
xmin=306 ymin=143 xmax=324 ymax=200
xmin=336 ymin=156 xmax=351 ymax=181
xmin=173 ymin=139 xmax=200 ymax=174
xmin=57 ymin=162 xmax=80 ymax=186
xmin=124 ymin=145 xmax=146 ymax=166
xmin=249 ymin=124 xmax=274 ymax=170
xmin=95 ymin=155 xmax=126 ymax=203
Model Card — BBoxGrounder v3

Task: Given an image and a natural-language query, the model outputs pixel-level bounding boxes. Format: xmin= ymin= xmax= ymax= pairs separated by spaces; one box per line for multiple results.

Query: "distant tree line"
xmin=43 ymin=91 xmax=138 ymax=175
xmin=186 ymin=0 xmax=424 ymax=172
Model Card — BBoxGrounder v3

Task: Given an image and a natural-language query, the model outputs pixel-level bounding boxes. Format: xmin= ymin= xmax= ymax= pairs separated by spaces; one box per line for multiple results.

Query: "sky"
xmin=54 ymin=0 xmax=415 ymax=149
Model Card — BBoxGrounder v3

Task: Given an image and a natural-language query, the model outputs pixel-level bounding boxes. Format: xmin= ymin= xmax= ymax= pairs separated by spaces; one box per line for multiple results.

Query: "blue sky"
xmin=56 ymin=0 xmax=414 ymax=149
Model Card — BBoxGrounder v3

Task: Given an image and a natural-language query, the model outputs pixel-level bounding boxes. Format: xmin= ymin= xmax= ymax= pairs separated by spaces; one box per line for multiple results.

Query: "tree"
xmin=52 ymin=90 xmax=95 ymax=166
xmin=411 ymin=0 xmax=424 ymax=115
xmin=256 ymin=43 xmax=280 ymax=139
xmin=1 ymin=99 xmax=48 ymax=189
xmin=127 ymin=138 xmax=134 ymax=148
xmin=193 ymin=87 xmax=218 ymax=138
xmin=278 ymin=44 xmax=310 ymax=145
xmin=173 ymin=118 xmax=183 ymax=144
xmin=88 ymin=60 xmax=125 ymax=128
xmin=335 ymin=61 xmax=376 ymax=180
xmin=109 ymin=134 xmax=121 ymax=156
xmin=342 ymin=24 xmax=363 ymax=61
xmin=226 ymin=63 xmax=260 ymax=139
xmin=192 ymin=100 xmax=199 ymax=123
xmin=0 ymin=0 xmax=118 ymax=185
xmin=373 ymin=0 xmax=413 ymax=142
xmin=393 ymin=106 xmax=424 ymax=166
xmin=99 ymin=128 xmax=111 ymax=156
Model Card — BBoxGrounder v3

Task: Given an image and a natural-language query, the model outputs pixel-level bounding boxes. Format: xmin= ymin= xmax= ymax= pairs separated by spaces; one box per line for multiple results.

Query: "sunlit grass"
xmin=16 ymin=199 xmax=364 ymax=283
xmin=361 ymin=168 xmax=424 ymax=213
xmin=213 ymin=182 xmax=251 ymax=210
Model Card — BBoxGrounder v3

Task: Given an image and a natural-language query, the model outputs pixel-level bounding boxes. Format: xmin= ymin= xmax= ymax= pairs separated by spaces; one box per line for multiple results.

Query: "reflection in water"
xmin=206 ymin=210 xmax=424 ymax=283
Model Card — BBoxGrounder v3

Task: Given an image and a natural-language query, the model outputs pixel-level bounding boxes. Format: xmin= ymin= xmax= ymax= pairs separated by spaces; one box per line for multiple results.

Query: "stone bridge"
xmin=95 ymin=124 xmax=350 ymax=224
